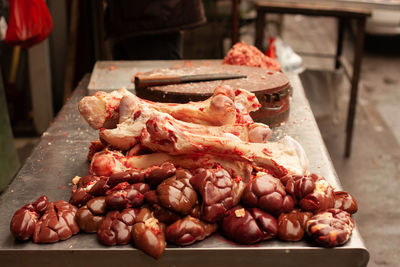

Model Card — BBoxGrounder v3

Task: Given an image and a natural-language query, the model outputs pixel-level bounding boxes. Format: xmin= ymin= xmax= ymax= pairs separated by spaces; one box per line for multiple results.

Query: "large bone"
xmin=130 ymin=84 xmax=237 ymax=126
xmin=90 ymin=149 xmax=127 ymax=176
xmin=233 ymin=88 xmax=261 ymax=124
xmin=99 ymin=106 xmax=151 ymax=151
xmin=100 ymin=104 xmax=272 ymax=151
xmin=90 ymin=151 xmax=252 ymax=182
xmin=141 ymin=114 xmax=308 ymax=177
xmin=78 ymin=88 xmax=131 ymax=129
xmin=79 ymin=85 xmax=261 ymax=129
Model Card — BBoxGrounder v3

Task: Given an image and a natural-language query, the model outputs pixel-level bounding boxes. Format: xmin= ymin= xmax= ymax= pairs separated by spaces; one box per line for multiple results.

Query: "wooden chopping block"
xmin=135 ymin=62 xmax=291 ymax=126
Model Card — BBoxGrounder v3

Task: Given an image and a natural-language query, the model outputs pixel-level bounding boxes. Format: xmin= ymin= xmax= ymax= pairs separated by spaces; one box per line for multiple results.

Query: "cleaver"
xmin=134 ymin=73 xmax=247 ymax=89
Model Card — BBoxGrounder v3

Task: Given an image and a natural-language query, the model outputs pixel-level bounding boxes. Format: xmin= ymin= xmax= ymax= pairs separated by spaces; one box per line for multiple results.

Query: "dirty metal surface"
xmin=0 ymin=62 xmax=369 ymax=267
xmin=88 ymin=60 xmax=220 ymax=93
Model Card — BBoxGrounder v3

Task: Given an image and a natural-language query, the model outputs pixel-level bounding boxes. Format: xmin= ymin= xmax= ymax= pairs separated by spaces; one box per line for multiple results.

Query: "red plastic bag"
xmin=5 ymin=0 xmax=53 ymax=48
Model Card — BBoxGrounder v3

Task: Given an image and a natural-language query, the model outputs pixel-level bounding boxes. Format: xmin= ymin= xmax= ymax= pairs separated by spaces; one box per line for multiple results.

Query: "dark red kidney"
xmin=306 ymin=208 xmax=355 ymax=247
xmin=152 ymin=204 xmax=181 ymax=225
xmin=97 ymin=208 xmax=139 ymax=245
xmin=131 ymin=183 xmax=150 ymax=194
xmin=76 ymin=197 xmax=107 ymax=233
xmin=9 ymin=195 xmax=50 ymax=241
xmin=31 ymin=195 xmax=49 ymax=214
xmin=118 ymin=208 xmax=139 ymax=227
xmin=175 ymin=168 xmax=192 ymax=180
xmin=108 ymin=170 xmax=146 ymax=188
xmin=76 ymin=175 xmax=101 ymax=188
xmin=10 ymin=209 xmax=39 ymax=241
xmin=166 ymin=216 xmax=217 ymax=246
xmin=222 ymin=206 xmax=277 ymax=244
xmin=157 ymin=176 xmax=197 ymax=215
xmin=105 ymin=190 xmax=128 ymax=210
xmin=69 ymin=175 xmax=102 ymax=207
xmin=136 ymin=207 xmax=153 ymax=223
xmin=242 ymin=173 xmax=294 ymax=216
xmin=132 ymin=217 xmax=166 ymax=259
xmin=144 ymin=190 xmax=158 ymax=205
xmin=69 ymin=187 xmax=93 ymax=208
xmin=286 ymin=173 xmax=335 ymax=213
xmin=76 ymin=206 xmax=104 ymax=233
xmin=146 ymin=162 xmax=176 ymax=187
xmin=334 ymin=191 xmax=358 ymax=214
xmin=89 ymin=178 xmax=109 ymax=196
xmin=190 ymin=204 xmax=201 ymax=219
xmin=190 ymin=167 xmax=233 ymax=222
xmin=97 ymin=217 xmax=131 ymax=245
xmin=277 ymin=209 xmax=313 ymax=241
xmin=127 ymin=192 xmax=145 ymax=208
xmin=33 ymin=200 xmax=79 ymax=243
xmin=251 ymin=208 xmax=278 ymax=240
xmin=105 ymin=183 xmax=149 ymax=210
xmin=87 ymin=196 xmax=107 ymax=215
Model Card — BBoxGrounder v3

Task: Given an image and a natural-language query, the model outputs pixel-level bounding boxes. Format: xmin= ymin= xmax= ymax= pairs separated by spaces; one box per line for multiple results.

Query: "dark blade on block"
xmin=135 ymin=73 xmax=247 ymax=89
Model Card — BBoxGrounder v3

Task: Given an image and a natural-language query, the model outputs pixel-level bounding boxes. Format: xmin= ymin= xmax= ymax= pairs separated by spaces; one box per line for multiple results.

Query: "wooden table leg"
xmin=255 ymin=9 xmax=266 ymax=50
xmin=335 ymin=18 xmax=345 ymax=69
xmin=345 ymin=17 xmax=366 ymax=157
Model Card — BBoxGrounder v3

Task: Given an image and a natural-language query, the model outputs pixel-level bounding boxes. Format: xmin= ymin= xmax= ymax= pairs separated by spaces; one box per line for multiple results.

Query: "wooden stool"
xmin=254 ymin=1 xmax=371 ymax=157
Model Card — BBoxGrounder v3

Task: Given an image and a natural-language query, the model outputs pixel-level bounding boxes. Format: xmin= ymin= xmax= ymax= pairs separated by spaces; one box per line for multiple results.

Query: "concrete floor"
xmin=12 ymin=14 xmax=400 ymax=267
xmin=281 ymin=15 xmax=400 ymax=267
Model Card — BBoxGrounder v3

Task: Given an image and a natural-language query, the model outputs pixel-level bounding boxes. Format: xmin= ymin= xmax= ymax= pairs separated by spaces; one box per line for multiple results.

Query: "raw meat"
xmin=78 ymin=88 xmax=131 ymax=130
xmin=90 ymin=151 xmax=253 ymax=183
xmin=223 ymin=41 xmax=281 ymax=71
xmin=100 ymin=103 xmax=271 ymax=151
xmin=79 ymin=84 xmax=261 ymax=129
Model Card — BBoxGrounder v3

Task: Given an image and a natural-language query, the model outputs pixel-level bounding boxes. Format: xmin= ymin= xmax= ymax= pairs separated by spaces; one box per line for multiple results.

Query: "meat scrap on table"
xmin=223 ymin=41 xmax=281 ymax=71
xmin=9 ymin=84 xmax=358 ymax=260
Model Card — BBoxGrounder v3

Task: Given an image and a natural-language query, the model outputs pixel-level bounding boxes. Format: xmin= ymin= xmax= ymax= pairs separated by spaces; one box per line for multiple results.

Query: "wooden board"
xmin=135 ymin=62 xmax=289 ymax=103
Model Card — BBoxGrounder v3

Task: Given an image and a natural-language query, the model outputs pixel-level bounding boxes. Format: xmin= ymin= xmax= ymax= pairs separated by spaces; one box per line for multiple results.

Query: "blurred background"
xmin=0 ymin=0 xmax=400 ymax=266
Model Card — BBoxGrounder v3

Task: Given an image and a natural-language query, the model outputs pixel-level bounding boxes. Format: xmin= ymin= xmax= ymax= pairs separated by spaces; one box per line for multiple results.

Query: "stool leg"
xmin=335 ymin=18 xmax=345 ymax=69
xmin=231 ymin=0 xmax=239 ymax=46
xmin=345 ymin=17 xmax=366 ymax=157
xmin=255 ymin=10 xmax=266 ymax=50
xmin=277 ymin=14 xmax=284 ymax=36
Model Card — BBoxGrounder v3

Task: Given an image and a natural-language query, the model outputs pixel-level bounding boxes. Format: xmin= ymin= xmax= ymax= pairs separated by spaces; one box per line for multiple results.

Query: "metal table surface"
xmin=0 ymin=61 xmax=369 ymax=267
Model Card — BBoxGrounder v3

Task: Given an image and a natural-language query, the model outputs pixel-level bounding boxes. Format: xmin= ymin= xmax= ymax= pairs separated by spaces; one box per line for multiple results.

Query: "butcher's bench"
xmin=253 ymin=1 xmax=371 ymax=157
xmin=0 ymin=61 xmax=369 ymax=266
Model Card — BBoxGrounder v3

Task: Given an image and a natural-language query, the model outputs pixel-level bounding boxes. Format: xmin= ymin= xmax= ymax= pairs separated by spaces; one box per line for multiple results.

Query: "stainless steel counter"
xmin=0 ymin=61 xmax=369 ymax=267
